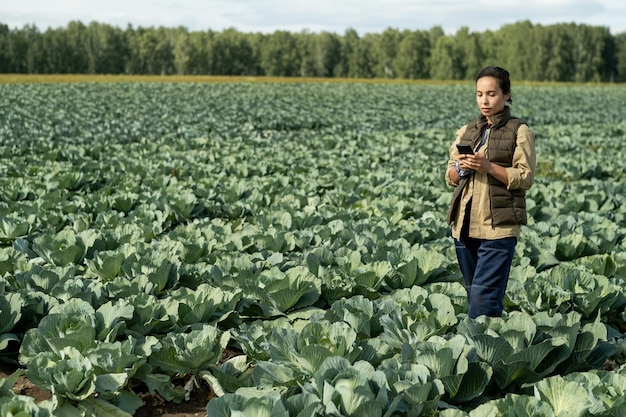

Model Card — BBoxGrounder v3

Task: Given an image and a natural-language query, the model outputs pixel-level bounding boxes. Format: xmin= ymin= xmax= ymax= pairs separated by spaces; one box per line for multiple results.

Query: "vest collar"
xmin=476 ymin=106 xmax=511 ymax=130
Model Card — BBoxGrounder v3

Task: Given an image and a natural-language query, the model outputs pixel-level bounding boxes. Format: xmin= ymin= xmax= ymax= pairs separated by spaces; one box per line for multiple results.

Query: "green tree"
xmin=208 ymin=28 xmax=256 ymax=75
xmin=316 ymin=31 xmax=342 ymax=77
xmin=299 ymin=31 xmax=342 ymax=77
xmin=376 ymin=27 xmax=401 ymax=78
xmin=260 ymin=30 xmax=300 ymax=76
xmin=0 ymin=19 xmax=623 ymax=81
xmin=173 ymin=28 xmax=190 ymax=75
xmin=7 ymin=25 xmax=44 ymax=73
xmin=185 ymin=31 xmax=210 ymax=74
xmin=247 ymin=32 xmax=264 ymax=75
xmin=615 ymin=32 xmax=626 ymax=82
xmin=39 ymin=27 xmax=65 ymax=73
xmin=598 ymin=28 xmax=617 ymax=82
xmin=84 ymin=22 xmax=127 ymax=74
xmin=569 ymin=24 xmax=616 ymax=82
xmin=335 ymin=28 xmax=359 ymax=77
xmin=155 ymin=27 xmax=176 ymax=75
xmin=340 ymin=31 xmax=378 ymax=78
xmin=0 ymin=24 xmax=9 ymax=72
xmin=392 ymin=29 xmax=431 ymax=79
xmin=428 ymin=26 xmax=445 ymax=50
xmin=129 ymin=26 xmax=175 ymax=75
xmin=541 ymin=24 xmax=576 ymax=81
xmin=65 ymin=21 xmax=90 ymax=73
xmin=124 ymin=25 xmax=142 ymax=73
xmin=297 ymin=31 xmax=317 ymax=76
xmin=430 ymin=35 xmax=463 ymax=80
xmin=454 ymin=27 xmax=484 ymax=79
xmin=484 ymin=21 xmax=537 ymax=81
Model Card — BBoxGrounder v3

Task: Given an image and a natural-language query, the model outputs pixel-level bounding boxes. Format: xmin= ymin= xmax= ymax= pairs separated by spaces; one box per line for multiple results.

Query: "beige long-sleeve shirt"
xmin=445 ymin=124 xmax=536 ymax=240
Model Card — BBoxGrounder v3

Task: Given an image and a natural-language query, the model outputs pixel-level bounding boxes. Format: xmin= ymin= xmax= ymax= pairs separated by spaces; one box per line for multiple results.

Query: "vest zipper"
xmin=485 ymin=128 xmax=496 ymax=230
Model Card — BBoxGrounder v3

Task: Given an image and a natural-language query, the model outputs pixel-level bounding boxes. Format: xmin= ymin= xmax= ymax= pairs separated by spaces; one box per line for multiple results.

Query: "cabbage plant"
xmin=300 ymin=356 xmax=396 ymax=417
xmin=19 ymin=298 xmax=98 ymax=363
xmin=149 ymin=323 xmax=230 ymax=400
xmin=0 ymin=292 xmax=23 ymax=350
xmin=458 ymin=311 xmax=615 ymax=390
xmin=27 ymin=346 xmax=97 ymax=402
xmin=206 ymin=389 xmax=290 ymax=417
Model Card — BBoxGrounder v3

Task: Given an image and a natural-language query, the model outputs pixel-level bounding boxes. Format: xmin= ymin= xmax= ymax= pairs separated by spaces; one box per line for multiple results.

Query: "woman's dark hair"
xmin=476 ymin=66 xmax=512 ymax=104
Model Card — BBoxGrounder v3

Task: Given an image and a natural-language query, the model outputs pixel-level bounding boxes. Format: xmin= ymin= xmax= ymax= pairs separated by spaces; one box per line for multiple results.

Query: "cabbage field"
xmin=1 ymin=80 xmax=626 ymax=417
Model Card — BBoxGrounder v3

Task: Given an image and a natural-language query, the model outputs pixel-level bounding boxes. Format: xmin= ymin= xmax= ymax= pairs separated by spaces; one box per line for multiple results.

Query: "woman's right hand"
xmin=457 ymin=156 xmax=474 ymax=178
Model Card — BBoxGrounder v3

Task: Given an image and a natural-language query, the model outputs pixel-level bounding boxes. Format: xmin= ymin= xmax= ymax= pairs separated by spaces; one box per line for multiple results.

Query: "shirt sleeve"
xmin=445 ymin=125 xmax=468 ymax=187
xmin=505 ymin=124 xmax=536 ymax=190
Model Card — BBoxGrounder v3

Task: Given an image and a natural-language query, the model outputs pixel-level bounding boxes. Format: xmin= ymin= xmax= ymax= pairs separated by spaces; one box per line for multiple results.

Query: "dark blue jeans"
xmin=454 ymin=236 xmax=517 ymax=318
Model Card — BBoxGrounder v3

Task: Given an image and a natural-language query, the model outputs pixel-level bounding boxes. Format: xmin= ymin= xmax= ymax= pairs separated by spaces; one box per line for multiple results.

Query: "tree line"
xmin=1 ymin=20 xmax=625 ymax=82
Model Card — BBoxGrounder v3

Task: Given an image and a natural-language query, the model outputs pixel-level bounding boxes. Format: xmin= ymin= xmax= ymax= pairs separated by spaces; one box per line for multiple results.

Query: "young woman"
xmin=445 ymin=66 xmax=536 ymax=319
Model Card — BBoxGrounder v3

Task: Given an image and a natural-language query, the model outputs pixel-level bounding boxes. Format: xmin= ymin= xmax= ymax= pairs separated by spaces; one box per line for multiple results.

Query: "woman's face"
xmin=475 ymin=76 xmax=510 ymax=119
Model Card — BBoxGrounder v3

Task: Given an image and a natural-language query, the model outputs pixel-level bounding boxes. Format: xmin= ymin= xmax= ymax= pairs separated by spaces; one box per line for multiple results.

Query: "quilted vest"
xmin=447 ymin=107 xmax=528 ymax=227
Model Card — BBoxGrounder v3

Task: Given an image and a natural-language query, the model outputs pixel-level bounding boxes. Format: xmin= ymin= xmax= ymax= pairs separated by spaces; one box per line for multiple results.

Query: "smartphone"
xmin=456 ymin=144 xmax=474 ymax=155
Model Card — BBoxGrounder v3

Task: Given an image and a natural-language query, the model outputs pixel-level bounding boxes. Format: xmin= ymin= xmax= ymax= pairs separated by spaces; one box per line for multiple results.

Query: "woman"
xmin=445 ymin=66 xmax=536 ymax=319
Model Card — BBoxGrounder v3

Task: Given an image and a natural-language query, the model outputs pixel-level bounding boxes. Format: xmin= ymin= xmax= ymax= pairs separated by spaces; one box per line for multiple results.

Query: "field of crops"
xmin=1 ymin=80 xmax=625 ymax=416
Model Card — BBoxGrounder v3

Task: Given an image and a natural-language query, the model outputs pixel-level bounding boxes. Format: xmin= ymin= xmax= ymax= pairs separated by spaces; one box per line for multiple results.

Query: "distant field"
xmin=0 ymin=73 xmax=613 ymax=86
xmin=0 ymin=74 xmax=459 ymax=84
xmin=1 ymin=81 xmax=625 ymax=416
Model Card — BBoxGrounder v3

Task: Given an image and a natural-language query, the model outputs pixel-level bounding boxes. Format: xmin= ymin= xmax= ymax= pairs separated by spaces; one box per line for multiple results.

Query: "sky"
xmin=2 ymin=0 xmax=625 ymax=36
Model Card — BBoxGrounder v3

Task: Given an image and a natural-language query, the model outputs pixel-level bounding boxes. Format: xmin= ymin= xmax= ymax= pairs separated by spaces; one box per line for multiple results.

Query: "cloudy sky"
xmin=2 ymin=0 xmax=625 ymax=35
